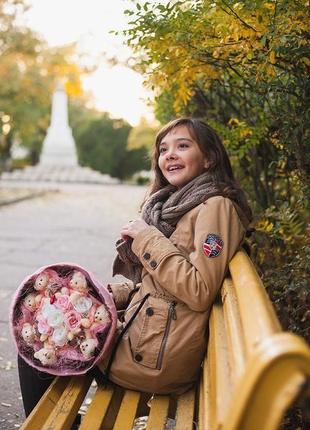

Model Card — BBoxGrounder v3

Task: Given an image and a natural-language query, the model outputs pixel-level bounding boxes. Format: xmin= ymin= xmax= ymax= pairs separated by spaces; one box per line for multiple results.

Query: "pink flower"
xmin=65 ymin=311 xmax=81 ymax=331
xmin=55 ymin=295 xmax=71 ymax=311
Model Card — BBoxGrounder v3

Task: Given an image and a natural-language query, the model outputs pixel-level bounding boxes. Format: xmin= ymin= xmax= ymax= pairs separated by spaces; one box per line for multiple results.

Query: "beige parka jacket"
xmin=101 ymin=196 xmax=247 ymax=395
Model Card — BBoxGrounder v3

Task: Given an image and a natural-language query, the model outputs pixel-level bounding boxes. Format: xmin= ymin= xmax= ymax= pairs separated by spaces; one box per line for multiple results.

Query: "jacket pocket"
xmin=129 ymin=298 xmax=177 ymax=370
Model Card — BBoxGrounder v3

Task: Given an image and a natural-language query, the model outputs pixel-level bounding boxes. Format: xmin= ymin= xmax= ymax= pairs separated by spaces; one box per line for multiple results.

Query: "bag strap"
xmin=95 ymin=293 xmax=150 ymax=385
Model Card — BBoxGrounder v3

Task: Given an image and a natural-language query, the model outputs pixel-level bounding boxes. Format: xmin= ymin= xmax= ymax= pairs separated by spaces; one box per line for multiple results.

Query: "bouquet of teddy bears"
xmin=10 ymin=263 xmax=117 ymax=375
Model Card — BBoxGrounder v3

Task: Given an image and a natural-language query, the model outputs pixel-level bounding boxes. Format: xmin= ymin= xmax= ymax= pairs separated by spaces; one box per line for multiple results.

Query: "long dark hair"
xmin=147 ymin=117 xmax=252 ymax=222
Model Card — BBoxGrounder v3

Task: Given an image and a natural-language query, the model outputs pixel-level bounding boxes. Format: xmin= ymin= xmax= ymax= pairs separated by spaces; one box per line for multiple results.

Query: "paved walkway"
xmin=0 ymin=182 xmax=147 ymax=429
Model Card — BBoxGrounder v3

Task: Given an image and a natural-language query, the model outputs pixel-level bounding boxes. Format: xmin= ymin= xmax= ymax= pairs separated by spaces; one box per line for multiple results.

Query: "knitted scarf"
xmin=112 ymin=171 xmax=228 ymax=284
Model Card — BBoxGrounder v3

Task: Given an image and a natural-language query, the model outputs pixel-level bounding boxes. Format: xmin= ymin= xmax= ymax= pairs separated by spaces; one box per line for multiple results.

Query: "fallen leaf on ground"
xmin=5 ymin=361 xmax=14 ymax=370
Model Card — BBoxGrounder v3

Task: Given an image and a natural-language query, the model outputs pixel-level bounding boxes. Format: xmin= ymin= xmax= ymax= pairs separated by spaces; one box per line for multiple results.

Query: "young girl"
xmin=18 ymin=117 xmax=252 ymax=415
xmin=101 ymin=117 xmax=252 ymax=394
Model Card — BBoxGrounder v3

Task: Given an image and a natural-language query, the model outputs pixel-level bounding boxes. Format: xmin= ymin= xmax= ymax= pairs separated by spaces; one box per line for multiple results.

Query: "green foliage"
xmin=135 ymin=175 xmax=150 ymax=186
xmin=127 ymin=117 xmax=158 ymax=150
xmin=70 ymin=103 xmax=149 ymax=180
xmin=251 ymin=202 xmax=309 ymax=341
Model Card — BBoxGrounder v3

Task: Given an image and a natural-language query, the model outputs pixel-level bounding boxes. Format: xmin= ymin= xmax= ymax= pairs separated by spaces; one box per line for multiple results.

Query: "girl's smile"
xmin=158 ymin=125 xmax=207 ymax=188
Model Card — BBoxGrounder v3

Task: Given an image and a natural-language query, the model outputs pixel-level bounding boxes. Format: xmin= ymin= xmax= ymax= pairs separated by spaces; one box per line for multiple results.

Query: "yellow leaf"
xmin=212 ymin=48 xmax=220 ymax=59
xmin=269 ymin=51 xmax=276 ymax=64
xmin=301 ymin=57 xmax=310 ymax=66
xmin=240 ymin=128 xmax=253 ymax=138
xmin=228 ymin=118 xmax=240 ymax=126
xmin=266 ymin=65 xmax=276 ymax=77
xmin=263 ymin=2 xmax=275 ymax=10
xmin=65 ymin=80 xmax=82 ymax=97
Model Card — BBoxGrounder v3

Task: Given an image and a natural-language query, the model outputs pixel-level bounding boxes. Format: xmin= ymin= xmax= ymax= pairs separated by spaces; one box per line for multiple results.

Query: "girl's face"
xmin=158 ymin=125 xmax=207 ymax=188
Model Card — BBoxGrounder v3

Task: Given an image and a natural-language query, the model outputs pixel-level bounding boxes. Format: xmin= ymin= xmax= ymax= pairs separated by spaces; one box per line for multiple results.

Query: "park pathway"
xmin=0 ymin=183 xmax=147 ymax=429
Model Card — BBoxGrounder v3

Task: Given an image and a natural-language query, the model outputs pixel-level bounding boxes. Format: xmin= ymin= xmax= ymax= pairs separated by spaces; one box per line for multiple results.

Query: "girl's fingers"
xmin=120 ymin=219 xmax=149 ymax=239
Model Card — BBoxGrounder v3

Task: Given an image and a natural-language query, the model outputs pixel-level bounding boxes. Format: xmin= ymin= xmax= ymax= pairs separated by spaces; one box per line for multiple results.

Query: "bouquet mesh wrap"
xmin=10 ymin=263 xmax=117 ymax=376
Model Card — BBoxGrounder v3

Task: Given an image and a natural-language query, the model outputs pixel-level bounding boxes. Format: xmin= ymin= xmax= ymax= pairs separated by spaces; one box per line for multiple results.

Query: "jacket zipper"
xmin=156 ymin=301 xmax=177 ymax=370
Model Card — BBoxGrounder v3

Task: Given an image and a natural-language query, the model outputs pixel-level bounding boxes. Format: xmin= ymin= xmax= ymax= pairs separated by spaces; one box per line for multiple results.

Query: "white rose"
xmin=47 ymin=309 xmax=65 ymax=328
xmin=41 ymin=300 xmax=56 ymax=319
xmin=52 ymin=325 xmax=68 ymax=346
xmin=73 ymin=296 xmax=92 ymax=314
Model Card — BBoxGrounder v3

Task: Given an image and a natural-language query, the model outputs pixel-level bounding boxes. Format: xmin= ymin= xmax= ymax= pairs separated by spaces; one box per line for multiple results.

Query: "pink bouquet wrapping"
xmin=10 ymin=263 xmax=117 ymax=375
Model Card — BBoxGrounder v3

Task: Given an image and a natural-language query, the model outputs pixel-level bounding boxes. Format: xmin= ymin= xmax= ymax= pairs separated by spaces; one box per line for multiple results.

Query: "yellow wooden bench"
xmin=20 ymin=251 xmax=310 ymax=430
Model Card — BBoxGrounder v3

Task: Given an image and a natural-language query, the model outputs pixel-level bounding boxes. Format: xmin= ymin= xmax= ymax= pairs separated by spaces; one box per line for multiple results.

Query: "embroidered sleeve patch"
xmin=203 ymin=234 xmax=224 ymax=258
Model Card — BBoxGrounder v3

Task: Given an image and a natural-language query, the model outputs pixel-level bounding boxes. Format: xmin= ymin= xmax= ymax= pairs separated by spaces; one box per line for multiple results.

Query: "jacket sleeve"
xmin=132 ymin=196 xmax=246 ymax=312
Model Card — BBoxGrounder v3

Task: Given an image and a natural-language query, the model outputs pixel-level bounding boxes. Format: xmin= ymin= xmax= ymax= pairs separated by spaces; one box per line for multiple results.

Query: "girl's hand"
xmin=120 ymin=219 xmax=149 ymax=240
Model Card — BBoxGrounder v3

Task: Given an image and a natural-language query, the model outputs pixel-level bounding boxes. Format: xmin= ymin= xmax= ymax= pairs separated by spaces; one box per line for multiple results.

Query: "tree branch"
xmin=220 ymin=1 xmax=258 ymax=32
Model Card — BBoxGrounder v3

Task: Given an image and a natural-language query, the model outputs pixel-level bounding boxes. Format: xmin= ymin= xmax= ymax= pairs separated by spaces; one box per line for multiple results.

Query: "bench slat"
xmin=146 ymin=395 xmax=170 ymax=430
xmin=229 ymin=252 xmax=281 ymax=355
xmin=174 ymin=388 xmax=196 ymax=430
xmin=199 ymin=361 xmax=209 ymax=430
xmin=79 ymin=384 xmax=114 ymax=430
xmin=40 ymin=375 xmax=92 ymax=430
xmin=20 ymin=376 xmax=70 ymax=430
xmin=221 ymin=278 xmax=246 ymax=382
xmin=207 ymin=302 xmax=232 ymax=427
xmin=113 ymin=389 xmax=141 ymax=430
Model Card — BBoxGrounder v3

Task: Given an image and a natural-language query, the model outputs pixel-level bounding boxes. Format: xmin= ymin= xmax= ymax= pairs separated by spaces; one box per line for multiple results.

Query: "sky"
xmin=21 ymin=0 xmax=155 ymax=126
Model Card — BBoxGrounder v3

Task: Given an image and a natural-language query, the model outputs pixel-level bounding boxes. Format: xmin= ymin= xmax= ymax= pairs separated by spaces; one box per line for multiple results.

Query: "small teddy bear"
xmin=34 ymin=271 xmax=50 ymax=291
xmin=69 ymin=271 xmax=88 ymax=293
xmin=35 ymin=270 xmax=62 ymax=295
xmin=21 ymin=323 xmax=36 ymax=345
xmin=34 ymin=347 xmax=57 ymax=366
xmin=80 ymin=338 xmax=98 ymax=358
xmin=88 ymin=305 xmax=110 ymax=337
xmin=94 ymin=305 xmax=110 ymax=325
xmin=23 ymin=293 xmax=37 ymax=312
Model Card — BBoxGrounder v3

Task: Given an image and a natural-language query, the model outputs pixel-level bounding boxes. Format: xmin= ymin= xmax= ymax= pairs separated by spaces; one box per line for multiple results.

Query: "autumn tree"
xmin=0 ymin=0 xmax=86 ymax=169
xmin=123 ymin=0 xmax=309 ymax=200
xmin=122 ymin=1 xmax=310 ymax=408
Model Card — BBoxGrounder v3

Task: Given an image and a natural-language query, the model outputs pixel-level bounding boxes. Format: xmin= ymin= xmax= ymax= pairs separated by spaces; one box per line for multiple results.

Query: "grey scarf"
xmin=112 ymin=172 xmax=225 ymax=284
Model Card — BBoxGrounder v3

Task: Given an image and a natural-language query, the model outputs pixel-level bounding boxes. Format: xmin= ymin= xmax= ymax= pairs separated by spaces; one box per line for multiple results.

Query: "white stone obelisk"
xmin=39 ymin=83 xmax=78 ymax=167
